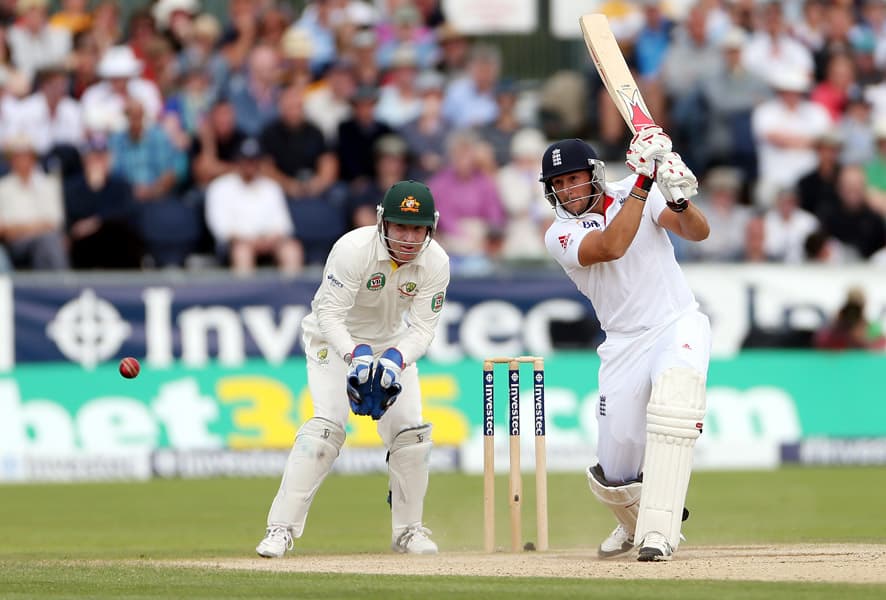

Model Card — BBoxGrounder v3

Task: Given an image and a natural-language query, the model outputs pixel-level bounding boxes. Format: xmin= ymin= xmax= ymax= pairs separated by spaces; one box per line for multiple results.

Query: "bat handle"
xmin=669 ymin=186 xmax=686 ymax=202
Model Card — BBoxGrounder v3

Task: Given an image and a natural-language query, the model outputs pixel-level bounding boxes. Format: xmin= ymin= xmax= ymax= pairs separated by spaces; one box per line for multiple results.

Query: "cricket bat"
xmin=579 ymin=13 xmax=684 ymax=199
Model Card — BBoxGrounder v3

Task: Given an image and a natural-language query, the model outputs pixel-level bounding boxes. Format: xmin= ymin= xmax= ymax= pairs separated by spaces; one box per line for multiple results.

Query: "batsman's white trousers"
xmin=306 ymin=350 xmax=424 ymax=446
xmin=594 ymin=309 xmax=711 ymax=483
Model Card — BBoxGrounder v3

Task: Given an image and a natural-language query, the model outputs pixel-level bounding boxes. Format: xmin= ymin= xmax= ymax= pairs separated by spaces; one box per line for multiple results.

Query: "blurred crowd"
xmin=0 ymin=0 xmax=886 ymax=276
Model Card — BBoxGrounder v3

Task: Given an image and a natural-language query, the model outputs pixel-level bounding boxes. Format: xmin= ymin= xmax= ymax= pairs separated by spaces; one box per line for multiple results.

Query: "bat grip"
xmin=669 ymin=186 xmax=686 ymax=202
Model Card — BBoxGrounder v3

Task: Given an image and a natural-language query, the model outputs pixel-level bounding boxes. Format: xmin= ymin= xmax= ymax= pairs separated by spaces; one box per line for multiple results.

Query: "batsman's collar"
xmin=374 ymin=231 xmax=429 ymax=267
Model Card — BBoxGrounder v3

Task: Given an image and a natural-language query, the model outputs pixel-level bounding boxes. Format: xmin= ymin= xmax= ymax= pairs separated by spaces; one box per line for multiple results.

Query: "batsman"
xmin=540 ymin=130 xmax=711 ymax=561
xmin=256 ymin=180 xmax=450 ymax=557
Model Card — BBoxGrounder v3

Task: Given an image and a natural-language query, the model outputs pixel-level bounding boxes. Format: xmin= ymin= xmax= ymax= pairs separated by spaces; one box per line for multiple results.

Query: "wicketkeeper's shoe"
xmin=637 ymin=531 xmax=673 ymax=562
xmin=256 ymin=526 xmax=294 ymax=558
xmin=598 ymin=523 xmax=634 ymax=558
xmin=391 ymin=525 xmax=438 ymax=554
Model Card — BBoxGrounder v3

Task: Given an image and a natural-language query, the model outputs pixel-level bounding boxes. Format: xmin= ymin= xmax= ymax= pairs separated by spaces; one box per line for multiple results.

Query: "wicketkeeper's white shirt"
xmin=301 ymin=226 xmax=451 ymax=366
xmin=544 ymin=175 xmax=697 ymax=336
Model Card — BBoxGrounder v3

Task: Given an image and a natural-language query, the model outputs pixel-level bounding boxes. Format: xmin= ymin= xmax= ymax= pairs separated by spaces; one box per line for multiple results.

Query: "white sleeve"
xmin=648 ymin=184 xmax=669 ymax=225
xmin=204 ymin=180 xmax=232 ymax=241
xmin=544 ymin=220 xmax=593 ymax=269
xmin=398 ymin=258 xmax=451 ymax=366
xmin=313 ymin=239 xmax=364 ymax=360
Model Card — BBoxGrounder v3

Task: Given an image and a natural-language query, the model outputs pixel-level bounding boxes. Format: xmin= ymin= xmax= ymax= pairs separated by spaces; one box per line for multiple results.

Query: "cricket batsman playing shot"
xmin=540 ymin=128 xmax=712 ymax=559
xmin=255 ymin=180 xmax=450 ymax=557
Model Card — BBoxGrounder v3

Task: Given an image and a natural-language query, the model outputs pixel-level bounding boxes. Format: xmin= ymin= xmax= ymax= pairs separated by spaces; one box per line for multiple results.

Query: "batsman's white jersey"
xmin=301 ymin=226 xmax=450 ymax=439
xmin=544 ymin=175 xmax=711 ymax=482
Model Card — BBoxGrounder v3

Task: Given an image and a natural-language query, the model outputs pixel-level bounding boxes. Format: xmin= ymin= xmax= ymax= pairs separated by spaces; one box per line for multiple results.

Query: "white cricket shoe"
xmin=598 ymin=523 xmax=634 ymax=558
xmin=637 ymin=531 xmax=673 ymax=562
xmin=256 ymin=526 xmax=293 ymax=558
xmin=392 ymin=525 xmax=438 ymax=554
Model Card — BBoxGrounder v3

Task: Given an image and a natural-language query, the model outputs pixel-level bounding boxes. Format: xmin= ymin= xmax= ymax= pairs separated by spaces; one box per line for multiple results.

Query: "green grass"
xmin=2 ymin=467 xmax=885 ymax=598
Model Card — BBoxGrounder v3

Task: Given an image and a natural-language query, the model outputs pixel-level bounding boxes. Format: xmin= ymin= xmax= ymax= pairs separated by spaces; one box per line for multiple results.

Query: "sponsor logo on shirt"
xmin=599 ymin=394 xmax=606 ymax=416
xmin=581 ymin=220 xmax=600 ymax=229
xmin=558 ymin=233 xmax=571 ymax=250
xmin=367 ymin=272 xmax=386 ymax=290
xmin=398 ymin=281 xmax=418 ymax=297
xmin=400 ymin=196 xmax=420 ymax=212
xmin=317 ymin=348 xmax=329 ymax=364
xmin=431 ymin=291 xmax=445 ymax=313
xmin=326 ymin=273 xmax=344 ymax=288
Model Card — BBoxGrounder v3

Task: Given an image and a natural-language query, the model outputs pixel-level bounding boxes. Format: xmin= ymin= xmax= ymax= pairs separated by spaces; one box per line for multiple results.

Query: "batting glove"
xmin=625 ymin=126 xmax=672 ymax=177
xmin=656 ymin=152 xmax=698 ymax=211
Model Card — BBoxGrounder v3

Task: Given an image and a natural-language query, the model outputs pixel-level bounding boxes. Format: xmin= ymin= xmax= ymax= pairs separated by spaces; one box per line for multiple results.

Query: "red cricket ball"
xmin=119 ymin=357 xmax=141 ymax=379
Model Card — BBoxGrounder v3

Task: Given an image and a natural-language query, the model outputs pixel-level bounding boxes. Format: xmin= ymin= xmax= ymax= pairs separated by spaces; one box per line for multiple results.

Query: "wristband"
xmin=634 ymin=173 xmax=654 ymax=192
xmin=629 ymin=192 xmax=647 ymax=202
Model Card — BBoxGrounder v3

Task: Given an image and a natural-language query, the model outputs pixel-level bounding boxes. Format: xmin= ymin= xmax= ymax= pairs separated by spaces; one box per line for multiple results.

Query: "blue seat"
xmin=137 ymin=199 xmax=202 ymax=267
xmin=287 ymin=190 xmax=347 ymax=265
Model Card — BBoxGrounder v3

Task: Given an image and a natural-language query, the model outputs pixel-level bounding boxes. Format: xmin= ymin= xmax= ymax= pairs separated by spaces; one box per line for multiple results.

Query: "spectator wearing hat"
xmin=346 ymin=133 xmax=409 ymax=228
xmin=7 ymin=64 xmax=83 ymax=157
xmin=108 ymin=97 xmax=183 ymax=202
xmin=205 ymin=137 xmax=302 ymax=275
xmin=176 ymin=13 xmax=228 ymax=99
xmin=152 ymin=0 xmax=200 ymax=48
xmin=337 ymin=84 xmax=393 ymax=185
xmin=399 ymin=69 xmax=447 ymax=181
xmin=442 ymin=43 xmax=500 ymax=129
xmin=0 ymin=133 xmax=68 ymax=269
xmin=763 ymin=186 xmax=820 ymax=263
xmin=81 ymin=45 xmax=164 ymax=132
xmin=696 ymin=26 xmax=770 ymax=178
xmin=433 ymin=23 xmax=470 ymax=80
xmin=7 ymin=0 xmax=72 ymax=83
xmin=495 ymin=128 xmax=551 ymax=260
xmin=797 ymin=129 xmax=844 ymax=220
xmin=63 ymin=134 xmax=142 ymax=269
xmin=477 ymin=79 xmax=522 ymax=167
xmin=191 ymin=99 xmax=246 ymax=188
xmin=751 ymin=68 xmax=831 ymax=206
xmin=259 ymin=85 xmax=337 ymax=200
xmin=224 ymin=44 xmax=281 ymax=137
xmin=303 ymin=58 xmax=356 ymax=143
xmin=685 ymin=167 xmax=753 ymax=262
xmin=375 ymin=45 xmax=422 ymax=128
xmin=279 ymin=27 xmax=315 ymax=89
xmin=376 ymin=3 xmax=437 ymax=71
xmin=49 ymin=0 xmax=93 ymax=35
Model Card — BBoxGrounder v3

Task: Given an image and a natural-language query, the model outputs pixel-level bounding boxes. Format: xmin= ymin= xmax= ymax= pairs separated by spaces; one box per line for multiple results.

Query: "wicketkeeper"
xmin=256 ymin=180 xmax=450 ymax=557
xmin=539 ymin=129 xmax=712 ymax=561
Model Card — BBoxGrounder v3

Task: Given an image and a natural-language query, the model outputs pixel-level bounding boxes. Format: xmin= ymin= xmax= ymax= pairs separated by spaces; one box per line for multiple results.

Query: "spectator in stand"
xmin=741 ymin=1 xmax=813 ymax=83
xmin=346 ymin=133 xmax=409 ymax=228
xmin=428 ymin=129 xmax=506 ymax=260
xmin=838 ymin=92 xmax=875 ymax=166
xmin=191 ymin=99 xmax=246 ymax=188
xmin=162 ymin=65 xmax=215 ymax=150
xmin=477 ymin=79 xmax=521 ymax=167
xmin=8 ymin=64 xmax=83 ymax=157
xmin=205 ymin=137 xmax=302 ymax=276
xmin=256 ymin=2 xmax=292 ymax=50
xmin=398 ymin=69 xmax=447 ymax=181
xmin=89 ymin=1 xmax=123 ymax=55
xmin=176 ymin=13 xmax=228 ymax=100
xmin=108 ymin=97 xmax=182 ymax=202
xmin=814 ymin=288 xmax=886 ymax=350
xmin=810 ymin=52 xmax=856 ymax=123
xmin=293 ymin=0 xmax=340 ymax=75
xmin=63 ymin=134 xmax=142 ymax=269
xmin=803 ymin=228 xmax=847 ymax=264
xmin=68 ymin=31 xmax=100 ymax=100
xmin=278 ymin=27 xmax=315 ymax=90
xmin=742 ymin=214 xmax=769 ymax=263
xmin=763 ymin=186 xmax=819 ymax=263
xmin=304 ymin=57 xmax=356 ymax=143
xmin=697 ymin=26 xmax=770 ymax=178
xmin=823 ymin=165 xmax=886 ymax=260
xmin=225 ymin=44 xmax=282 ymax=137
xmin=0 ymin=133 xmax=68 ymax=269
xmin=793 ymin=0 xmax=827 ymax=52
xmin=260 ymin=85 xmax=338 ymax=200
xmin=49 ymin=0 xmax=92 ymax=36
xmin=376 ymin=3 xmax=437 ymax=71
xmin=350 ymin=28 xmax=381 ymax=87
xmin=442 ymin=43 xmax=500 ymax=129
xmin=81 ymin=45 xmax=164 ymax=132
xmin=125 ymin=8 xmax=162 ymax=83
xmin=751 ymin=68 xmax=831 ymax=207
xmin=152 ymin=0 xmax=200 ymax=53
xmin=797 ymin=129 xmax=844 ymax=219
xmin=495 ymin=128 xmax=551 ymax=261
xmin=337 ymin=84 xmax=393 ymax=186
xmin=811 ymin=2 xmax=855 ymax=81
xmin=863 ymin=119 xmax=886 ymax=216
xmin=433 ymin=22 xmax=470 ymax=80
xmin=375 ymin=45 xmax=422 ymax=128
xmin=7 ymin=0 xmax=72 ymax=83
xmin=686 ymin=167 xmax=752 ymax=262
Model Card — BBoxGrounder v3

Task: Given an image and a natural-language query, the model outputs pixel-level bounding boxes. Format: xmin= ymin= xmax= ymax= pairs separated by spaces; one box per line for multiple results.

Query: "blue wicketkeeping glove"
xmin=346 ymin=344 xmax=375 ymax=415
xmin=367 ymin=347 xmax=403 ymax=419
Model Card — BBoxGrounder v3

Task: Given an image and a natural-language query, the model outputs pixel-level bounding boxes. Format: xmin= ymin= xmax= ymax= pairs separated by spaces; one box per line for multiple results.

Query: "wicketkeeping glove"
xmin=346 ymin=344 xmax=375 ymax=415
xmin=656 ymin=152 xmax=698 ymax=212
xmin=625 ymin=126 xmax=672 ymax=177
xmin=367 ymin=347 xmax=404 ymax=420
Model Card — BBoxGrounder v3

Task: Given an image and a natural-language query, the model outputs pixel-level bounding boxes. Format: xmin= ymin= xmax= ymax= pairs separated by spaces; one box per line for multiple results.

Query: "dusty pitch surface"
xmin=163 ymin=544 xmax=886 ymax=583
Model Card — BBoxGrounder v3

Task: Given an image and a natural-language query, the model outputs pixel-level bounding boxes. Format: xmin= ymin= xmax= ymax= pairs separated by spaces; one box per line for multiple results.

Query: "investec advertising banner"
xmin=0 ymin=267 xmax=885 ymax=481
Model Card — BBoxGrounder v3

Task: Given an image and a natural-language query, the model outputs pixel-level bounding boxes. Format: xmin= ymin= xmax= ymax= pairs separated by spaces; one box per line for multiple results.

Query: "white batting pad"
xmin=635 ymin=367 xmax=706 ymax=550
xmin=389 ymin=424 xmax=433 ymax=536
xmin=586 ymin=464 xmax=642 ymax=534
xmin=267 ymin=417 xmax=345 ymax=537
